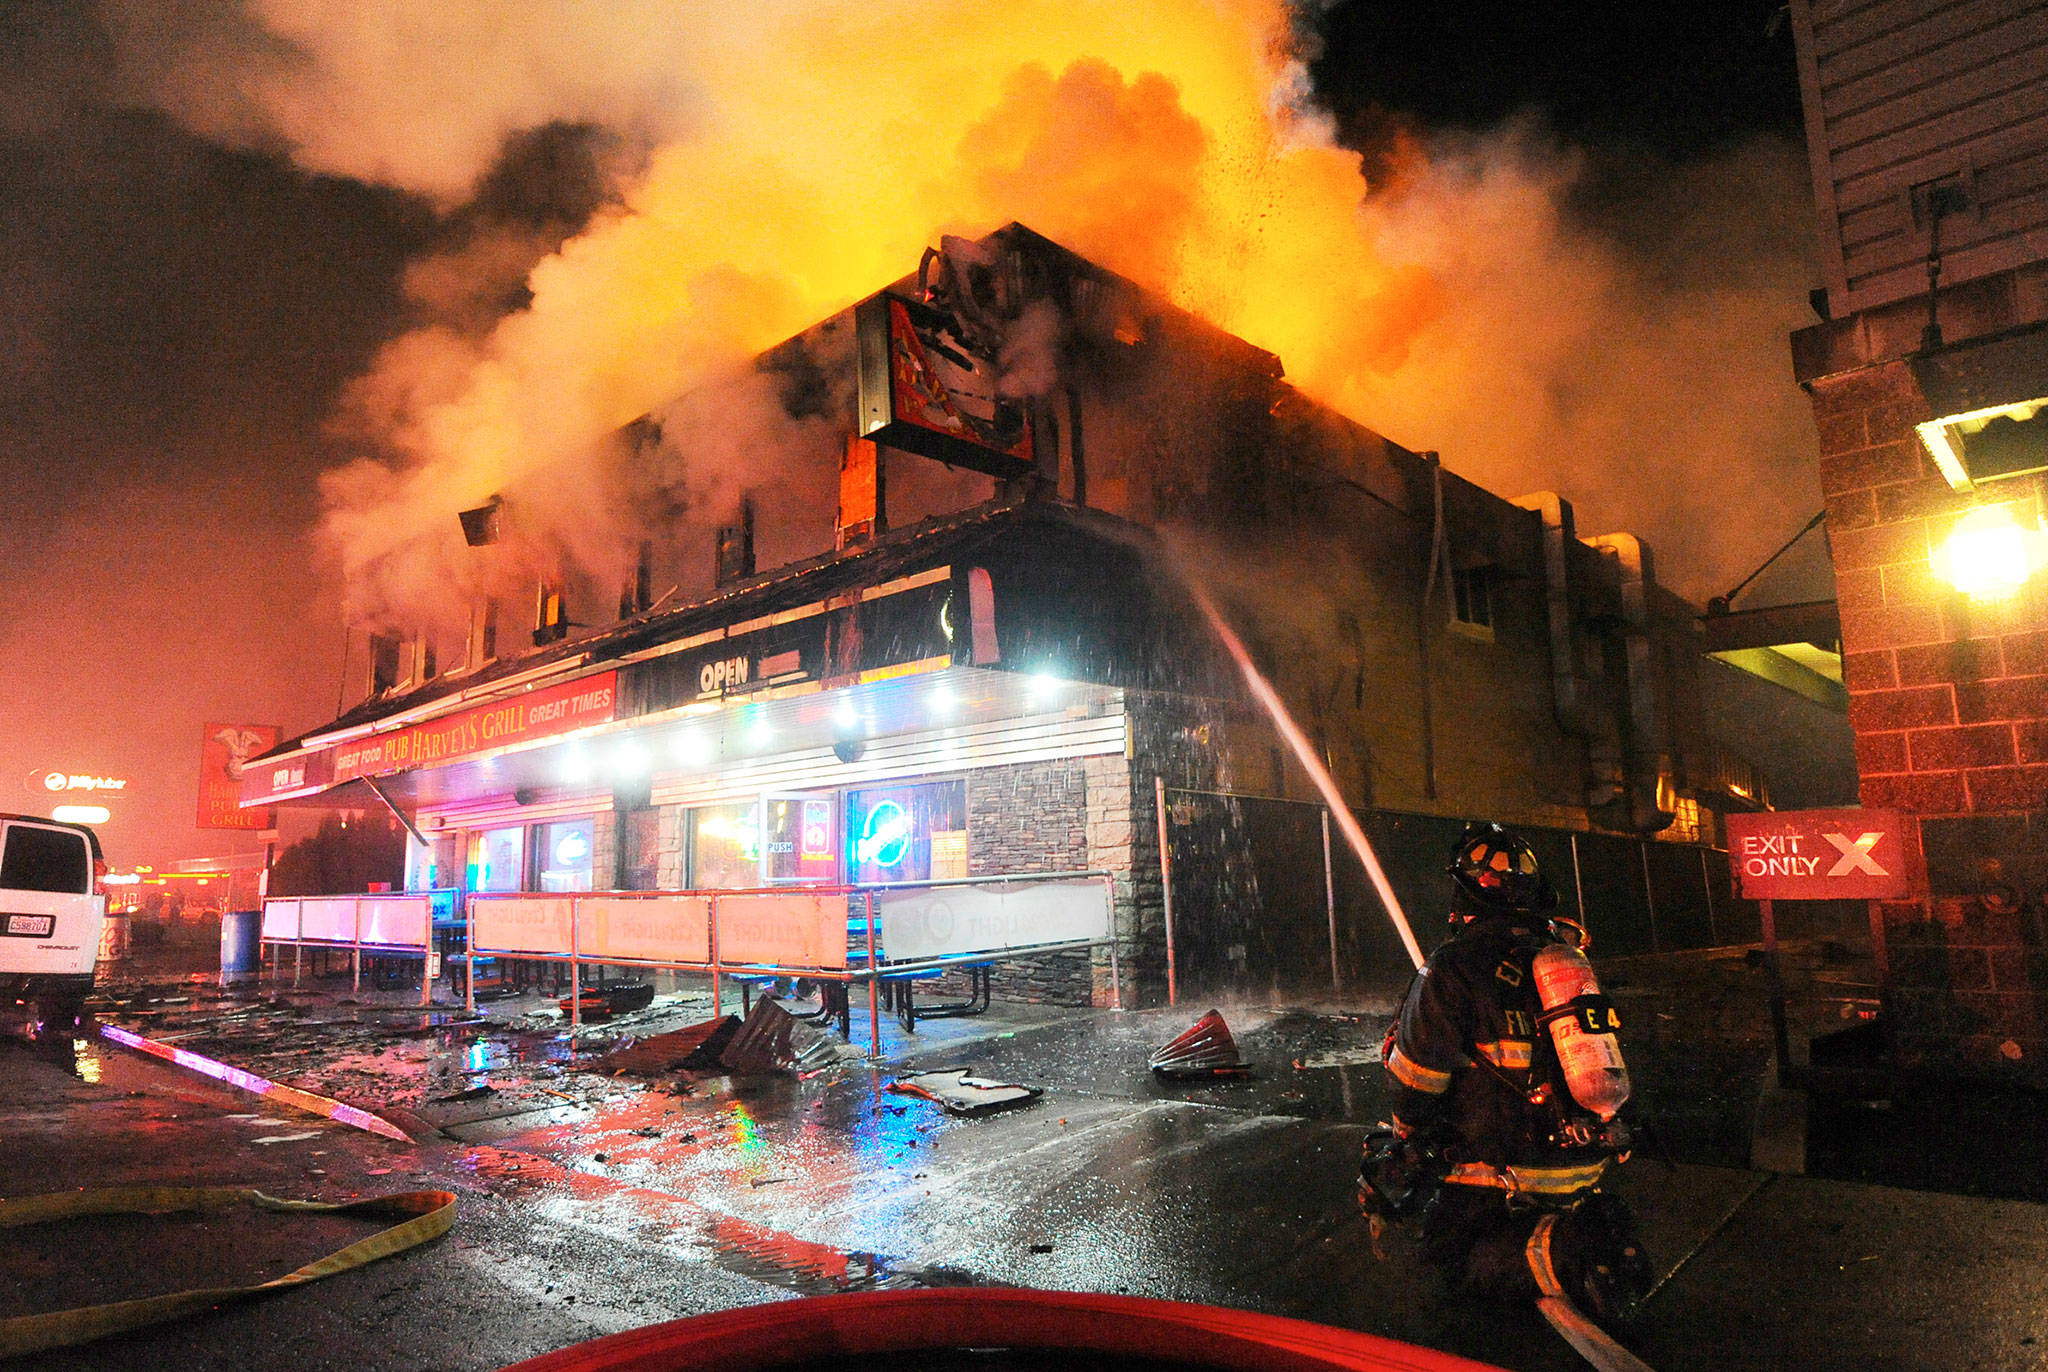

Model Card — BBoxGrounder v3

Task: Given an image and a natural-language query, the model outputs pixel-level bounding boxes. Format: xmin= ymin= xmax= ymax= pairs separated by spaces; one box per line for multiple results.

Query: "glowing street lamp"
xmin=1936 ymin=505 xmax=2047 ymax=598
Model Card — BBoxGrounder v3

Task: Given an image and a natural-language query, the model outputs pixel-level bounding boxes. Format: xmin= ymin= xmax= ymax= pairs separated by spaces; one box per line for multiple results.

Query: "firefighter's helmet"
xmin=1448 ymin=821 xmax=1558 ymax=914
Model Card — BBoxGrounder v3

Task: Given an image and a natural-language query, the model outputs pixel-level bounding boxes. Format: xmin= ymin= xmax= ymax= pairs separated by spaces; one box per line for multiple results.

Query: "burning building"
xmin=243 ymin=224 xmax=1852 ymax=1004
xmin=1787 ymin=0 xmax=2048 ymax=1075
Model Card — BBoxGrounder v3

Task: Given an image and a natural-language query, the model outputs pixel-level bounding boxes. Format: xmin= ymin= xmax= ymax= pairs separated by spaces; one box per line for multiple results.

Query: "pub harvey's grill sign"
xmin=239 ymin=672 xmax=619 ymax=807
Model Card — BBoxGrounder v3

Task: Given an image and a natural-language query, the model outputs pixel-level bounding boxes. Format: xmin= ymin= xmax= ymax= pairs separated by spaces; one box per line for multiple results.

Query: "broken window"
xmin=534 ymin=580 xmax=567 ymax=645
xmin=469 ymin=598 xmax=498 ymax=668
xmin=715 ymin=499 xmax=757 ymax=587
xmin=620 ymin=540 xmax=654 ymax=618
xmin=369 ymin=632 xmax=404 ymax=693
xmin=1451 ymin=566 xmax=1496 ymax=634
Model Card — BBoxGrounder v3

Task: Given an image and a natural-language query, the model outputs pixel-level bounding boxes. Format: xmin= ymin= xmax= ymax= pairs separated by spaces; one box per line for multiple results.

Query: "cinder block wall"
xmin=1813 ymin=358 xmax=2048 ymax=1077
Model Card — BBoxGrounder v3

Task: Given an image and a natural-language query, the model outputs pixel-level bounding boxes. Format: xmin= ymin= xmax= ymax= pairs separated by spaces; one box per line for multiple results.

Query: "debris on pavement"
xmin=720 ymin=998 xmax=802 ymax=1074
xmin=597 ymin=1016 xmax=742 ymax=1076
xmin=1148 ymin=1009 xmax=1252 ymax=1079
xmin=1293 ymin=1046 xmax=1382 ymax=1070
xmin=887 ymin=1068 xmax=1042 ymax=1116
xmin=556 ymin=982 xmax=656 ymax=1020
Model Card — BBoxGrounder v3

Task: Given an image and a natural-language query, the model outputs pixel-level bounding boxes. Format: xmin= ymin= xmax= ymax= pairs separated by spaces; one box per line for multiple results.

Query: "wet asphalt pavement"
xmin=5 ymin=953 xmax=2048 ymax=1371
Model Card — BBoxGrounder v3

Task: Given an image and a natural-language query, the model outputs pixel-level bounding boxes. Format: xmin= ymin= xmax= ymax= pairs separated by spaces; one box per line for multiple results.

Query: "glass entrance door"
xmin=760 ymin=793 xmax=839 ymax=885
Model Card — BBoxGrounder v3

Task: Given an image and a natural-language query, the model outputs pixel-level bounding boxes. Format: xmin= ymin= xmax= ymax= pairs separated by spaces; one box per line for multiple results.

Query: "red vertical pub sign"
xmin=198 ymin=723 xmax=279 ymax=830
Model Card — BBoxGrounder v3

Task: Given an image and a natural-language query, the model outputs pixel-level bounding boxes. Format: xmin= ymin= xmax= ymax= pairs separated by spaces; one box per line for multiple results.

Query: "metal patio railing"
xmin=259 ymin=889 xmax=459 ymax=1005
xmin=462 ymin=869 xmax=1122 ymax=1051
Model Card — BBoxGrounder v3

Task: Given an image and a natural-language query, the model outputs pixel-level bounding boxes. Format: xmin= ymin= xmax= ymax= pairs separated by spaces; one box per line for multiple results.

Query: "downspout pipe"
xmin=1509 ymin=493 xmax=1594 ymax=738
xmin=1511 ymin=492 xmax=1621 ymax=815
xmin=1584 ymin=533 xmax=1677 ymax=834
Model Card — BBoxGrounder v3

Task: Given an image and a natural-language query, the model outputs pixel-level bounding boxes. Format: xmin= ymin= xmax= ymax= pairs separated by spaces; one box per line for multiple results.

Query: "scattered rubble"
xmin=1293 ymin=1046 xmax=1382 ymax=1070
xmin=556 ymin=982 xmax=656 ymax=1019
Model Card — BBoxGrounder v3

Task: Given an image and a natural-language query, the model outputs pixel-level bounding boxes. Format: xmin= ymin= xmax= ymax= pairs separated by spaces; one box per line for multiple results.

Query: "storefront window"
xmin=536 ymin=818 xmax=596 ymax=892
xmin=408 ymin=832 xmax=460 ymax=891
xmin=690 ymin=802 xmax=760 ymax=889
xmin=466 ymin=826 xmax=523 ymax=893
xmin=762 ymin=794 xmax=839 ymax=884
xmin=845 ymin=780 xmax=967 ymax=885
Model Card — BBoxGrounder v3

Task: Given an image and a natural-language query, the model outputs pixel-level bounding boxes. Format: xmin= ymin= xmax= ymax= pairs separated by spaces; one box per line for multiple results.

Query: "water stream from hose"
xmin=1182 ymin=581 xmax=1426 ymax=971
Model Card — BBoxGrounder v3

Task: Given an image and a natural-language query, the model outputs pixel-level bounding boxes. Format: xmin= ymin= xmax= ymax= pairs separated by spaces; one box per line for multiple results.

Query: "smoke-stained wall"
xmin=334 ymin=224 xmax=1851 ymax=858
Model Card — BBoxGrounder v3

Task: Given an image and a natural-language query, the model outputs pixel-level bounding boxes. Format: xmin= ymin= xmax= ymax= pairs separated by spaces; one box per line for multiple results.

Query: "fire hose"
xmin=0 ymin=1185 xmax=456 ymax=1359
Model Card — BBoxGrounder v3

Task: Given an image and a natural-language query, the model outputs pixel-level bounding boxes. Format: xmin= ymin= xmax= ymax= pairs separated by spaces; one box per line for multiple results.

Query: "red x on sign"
xmin=1724 ymin=808 xmax=1916 ymax=901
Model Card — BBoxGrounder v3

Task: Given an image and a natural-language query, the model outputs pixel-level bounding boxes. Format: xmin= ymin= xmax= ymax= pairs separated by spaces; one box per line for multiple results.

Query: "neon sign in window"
xmin=855 ymin=801 xmax=911 ymax=868
xmin=845 ymin=781 xmax=965 ymax=885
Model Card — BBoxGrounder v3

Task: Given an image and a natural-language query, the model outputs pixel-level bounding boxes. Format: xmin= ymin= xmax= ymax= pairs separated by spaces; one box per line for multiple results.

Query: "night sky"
xmin=0 ymin=2 xmax=1819 ymax=865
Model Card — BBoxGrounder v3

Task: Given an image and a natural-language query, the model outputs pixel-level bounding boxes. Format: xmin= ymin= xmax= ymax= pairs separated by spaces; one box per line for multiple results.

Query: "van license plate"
xmin=5 ymin=915 xmax=54 ymax=937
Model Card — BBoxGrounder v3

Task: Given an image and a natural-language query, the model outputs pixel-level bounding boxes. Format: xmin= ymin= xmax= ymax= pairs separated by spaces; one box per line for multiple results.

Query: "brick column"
xmin=1813 ymin=360 xmax=2048 ymax=1077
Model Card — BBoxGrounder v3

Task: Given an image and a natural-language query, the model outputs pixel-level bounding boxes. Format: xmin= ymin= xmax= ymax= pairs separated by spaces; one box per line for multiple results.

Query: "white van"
xmin=1 ymin=814 xmax=106 ymax=1021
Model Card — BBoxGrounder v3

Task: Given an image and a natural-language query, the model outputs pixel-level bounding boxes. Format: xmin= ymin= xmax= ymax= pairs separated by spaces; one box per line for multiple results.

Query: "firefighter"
xmin=1359 ymin=821 xmax=1653 ymax=1326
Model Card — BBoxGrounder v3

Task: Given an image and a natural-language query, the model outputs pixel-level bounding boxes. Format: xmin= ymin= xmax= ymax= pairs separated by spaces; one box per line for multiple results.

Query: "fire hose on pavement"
xmin=0 ymin=1185 xmax=456 ymax=1359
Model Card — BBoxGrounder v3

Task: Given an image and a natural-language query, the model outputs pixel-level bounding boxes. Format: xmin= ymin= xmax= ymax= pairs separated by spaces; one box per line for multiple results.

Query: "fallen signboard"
xmin=887 ymin=1069 xmax=1042 ymax=1116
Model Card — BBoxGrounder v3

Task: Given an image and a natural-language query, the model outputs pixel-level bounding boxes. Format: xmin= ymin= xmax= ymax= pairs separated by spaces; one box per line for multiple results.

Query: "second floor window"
xmin=1451 ymin=566 xmax=1496 ymax=635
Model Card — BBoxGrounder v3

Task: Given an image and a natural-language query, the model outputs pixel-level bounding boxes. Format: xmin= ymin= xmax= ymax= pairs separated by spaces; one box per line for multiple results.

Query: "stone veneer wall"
xmin=1084 ymin=750 xmax=1144 ymax=1009
xmin=966 ymin=758 xmax=1094 ymax=1006
xmin=655 ymin=805 xmax=686 ymax=890
xmin=1812 ymin=357 xmax=2048 ymax=1077
xmin=590 ymin=811 xmax=619 ymax=891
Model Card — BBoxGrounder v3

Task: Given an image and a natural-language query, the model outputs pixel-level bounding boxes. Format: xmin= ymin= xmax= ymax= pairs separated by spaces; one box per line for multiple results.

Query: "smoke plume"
xmin=107 ymin=0 xmax=1829 ymax=624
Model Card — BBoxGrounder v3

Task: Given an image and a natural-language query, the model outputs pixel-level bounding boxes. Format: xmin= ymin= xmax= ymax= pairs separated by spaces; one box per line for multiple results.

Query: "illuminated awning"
xmin=1911 ymin=330 xmax=2048 ymax=490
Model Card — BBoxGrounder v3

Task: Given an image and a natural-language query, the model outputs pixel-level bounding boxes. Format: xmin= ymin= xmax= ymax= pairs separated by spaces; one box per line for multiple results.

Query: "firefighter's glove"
xmin=1358 ymin=1129 xmax=1446 ymax=1222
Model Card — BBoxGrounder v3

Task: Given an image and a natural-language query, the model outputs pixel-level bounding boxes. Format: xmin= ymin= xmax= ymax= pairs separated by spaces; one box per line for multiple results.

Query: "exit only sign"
xmin=1724 ymin=808 xmax=1916 ymax=902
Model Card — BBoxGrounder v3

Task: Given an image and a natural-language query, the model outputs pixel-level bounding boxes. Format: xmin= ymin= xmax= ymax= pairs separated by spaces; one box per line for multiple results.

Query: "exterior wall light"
xmin=1937 ymin=504 xmax=2047 ymax=598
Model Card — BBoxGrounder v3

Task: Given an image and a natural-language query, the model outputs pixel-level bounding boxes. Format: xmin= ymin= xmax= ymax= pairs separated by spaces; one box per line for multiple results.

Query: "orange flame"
xmin=105 ymin=0 xmax=1806 ymax=619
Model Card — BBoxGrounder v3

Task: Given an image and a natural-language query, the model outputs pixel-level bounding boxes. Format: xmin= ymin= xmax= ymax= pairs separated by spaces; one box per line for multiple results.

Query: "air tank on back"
xmin=1532 ymin=941 xmax=1630 ymax=1120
